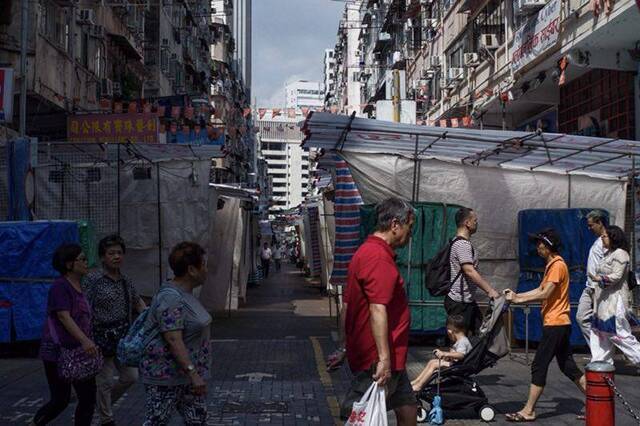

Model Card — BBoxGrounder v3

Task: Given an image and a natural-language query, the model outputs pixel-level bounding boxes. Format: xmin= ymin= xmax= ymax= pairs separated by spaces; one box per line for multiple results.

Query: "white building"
xmin=257 ymin=113 xmax=311 ymax=212
xmin=285 ymin=80 xmax=324 ymax=113
xmin=323 ymin=49 xmax=336 ymax=108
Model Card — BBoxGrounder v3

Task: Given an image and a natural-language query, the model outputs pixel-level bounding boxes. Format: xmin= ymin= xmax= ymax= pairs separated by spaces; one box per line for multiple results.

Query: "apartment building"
xmin=285 ymin=80 xmax=324 ymax=113
xmin=256 ymin=112 xmax=311 ymax=212
xmin=323 ymin=49 xmax=336 ymax=109
xmin=329 ymin=0 xmax=639 ymax=138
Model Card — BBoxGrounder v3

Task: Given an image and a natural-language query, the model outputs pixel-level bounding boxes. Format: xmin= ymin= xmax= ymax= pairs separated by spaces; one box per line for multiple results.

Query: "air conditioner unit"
xmin=479 ymin=34 xmax=500 ymax=50
xmin=429 ymin=55 xmax=442 ymax=68
xmin=112 ymin=82 xmax=122 ymax=96
xmin=90 ymin=25 xmax=105 ymax=39
xmin=463 ymin=52 xmax=480 ymax=66
xmin=516 ymin=0 xmax=547 ymax=15
xmin=100 ymin=78 xmax=113 ymax=97
xmin=448 ymin=67 xmax=464 ymax=80
xmin=424 ymin=18 xmax=438 ymax=29
xmin=421 ymin=68 xmax=435 ymax=79
xmin=78 ymin=9 xmax=96 ymax=25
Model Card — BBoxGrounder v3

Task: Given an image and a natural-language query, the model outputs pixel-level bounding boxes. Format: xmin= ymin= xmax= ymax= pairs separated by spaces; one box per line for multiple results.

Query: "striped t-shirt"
xmin=447 ymin=238 xmax=478 ymax=303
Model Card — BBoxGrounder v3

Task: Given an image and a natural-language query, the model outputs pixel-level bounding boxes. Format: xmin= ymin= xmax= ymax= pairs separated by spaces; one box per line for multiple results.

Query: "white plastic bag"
xmin=345 ymin=382 xmax=389 ymax=426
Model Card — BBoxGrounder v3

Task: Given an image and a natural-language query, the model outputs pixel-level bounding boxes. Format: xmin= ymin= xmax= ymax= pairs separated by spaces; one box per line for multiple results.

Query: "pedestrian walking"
xmin=445 ymin=207 xmax=500 ymax=336
xmin=576 ymin=210 xmax=607 ymax=346
xmin=140 ymin=242 xmax=211 ymax=426
xmin=83 ymin=235 xmax=146 ymax=426
xmin=32 ymin=244 xmax=99 ymax=426
xmin=503 ymin=229 xmax=585 ymax=422
xmin=273 ymin=244 xmax=283 ymax=272
xmin=588 ymin=225 xmax=640 ymax=365
xmin=340 ymin=197 xmax=418 ymax=425
xmin=260 ymin=242 xmax=272 ymax=279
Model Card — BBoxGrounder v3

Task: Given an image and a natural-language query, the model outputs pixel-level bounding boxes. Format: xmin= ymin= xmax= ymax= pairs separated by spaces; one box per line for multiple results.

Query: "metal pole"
xmin=156 ymin=163 xmax=162 ymax=289
xmin=117 ymin=143 xmax=121 ymax=234
xmin=19 ymin=0 xmax=29 ymax=136
xmin=393 ymin=69 xmax=401 ymax=123
xmin=632 ymin=156 xmax=637 ymax=307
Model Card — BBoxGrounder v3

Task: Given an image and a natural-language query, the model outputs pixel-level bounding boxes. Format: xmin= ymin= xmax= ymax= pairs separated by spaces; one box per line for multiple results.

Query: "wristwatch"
xmin=184 ymin=364 xmax=196 ymax=374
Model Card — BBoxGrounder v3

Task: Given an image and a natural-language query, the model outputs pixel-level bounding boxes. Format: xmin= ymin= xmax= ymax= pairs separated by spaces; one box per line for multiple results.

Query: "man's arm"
xmin=461 ymin=264 xmax=499 ymax=299
xmin=369 ymin=303 xmax=392 ymax=386
xmin=507 ymin=282 xmax=556 ymax=304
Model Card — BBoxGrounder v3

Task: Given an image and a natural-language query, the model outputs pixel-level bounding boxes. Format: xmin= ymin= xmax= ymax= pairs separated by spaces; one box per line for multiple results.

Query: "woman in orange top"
xmin=503 ymin=229 xmax=586 ymax=422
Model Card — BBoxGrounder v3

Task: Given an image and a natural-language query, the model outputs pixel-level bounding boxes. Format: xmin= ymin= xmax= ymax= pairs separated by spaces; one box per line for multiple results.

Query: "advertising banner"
xmin=511 ymin=0 xmax=561 ymax=72
xmin=68 ymin=113 xmax=159 ymax=143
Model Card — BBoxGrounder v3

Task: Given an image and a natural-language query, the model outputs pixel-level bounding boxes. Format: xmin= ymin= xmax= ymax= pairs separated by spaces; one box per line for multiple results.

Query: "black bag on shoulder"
xmin=424 ymin=237 xmax=465 ymax=297
xmin=628 ymin=270 xmax=638 ymax=292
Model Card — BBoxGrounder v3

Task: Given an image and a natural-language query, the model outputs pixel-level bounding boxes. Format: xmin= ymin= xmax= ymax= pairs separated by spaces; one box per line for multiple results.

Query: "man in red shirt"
xmin=340 ymin=197 xmax=417 ymax=425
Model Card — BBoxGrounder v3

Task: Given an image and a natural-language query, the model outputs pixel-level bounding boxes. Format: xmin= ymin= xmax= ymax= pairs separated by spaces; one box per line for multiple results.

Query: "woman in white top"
xmin=589 ymin=225 xmax=640 ymax=365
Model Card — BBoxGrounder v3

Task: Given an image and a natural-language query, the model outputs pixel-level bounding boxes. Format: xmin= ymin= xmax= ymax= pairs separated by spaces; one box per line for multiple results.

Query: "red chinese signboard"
xmin=67 ymin=113 xmax=159 ymax=143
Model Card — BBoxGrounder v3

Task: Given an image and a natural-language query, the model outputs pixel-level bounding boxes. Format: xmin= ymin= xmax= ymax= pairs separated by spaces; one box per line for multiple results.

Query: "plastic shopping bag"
xmin=345 ymin=382 xmax=389 ymax=426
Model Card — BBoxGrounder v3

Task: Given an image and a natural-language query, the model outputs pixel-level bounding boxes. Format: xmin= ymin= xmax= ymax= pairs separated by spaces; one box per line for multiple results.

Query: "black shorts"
xmin=339 ymin=369 xmax=417 ymax=420
xmin=531 ymin=325 xmax=582 ymax=387
xmin=444 ymin=296 xmax=482 ymax=336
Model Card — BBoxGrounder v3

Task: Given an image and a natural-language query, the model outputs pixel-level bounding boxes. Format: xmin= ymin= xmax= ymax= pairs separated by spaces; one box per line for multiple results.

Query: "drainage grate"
xmin=222 ymin=401 xmax=289 ymax=414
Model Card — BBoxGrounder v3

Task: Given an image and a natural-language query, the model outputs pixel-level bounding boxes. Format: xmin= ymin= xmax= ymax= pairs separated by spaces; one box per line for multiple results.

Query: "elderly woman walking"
xmin=589 ymin=225 xmax=640 ymax=365
xmin=140 ymin=242 xmax=212 ymax=425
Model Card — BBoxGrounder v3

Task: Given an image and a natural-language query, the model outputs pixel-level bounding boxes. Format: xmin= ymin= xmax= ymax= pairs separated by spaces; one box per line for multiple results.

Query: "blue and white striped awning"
xmin=302 ymin=112 xmax=640 ymax=180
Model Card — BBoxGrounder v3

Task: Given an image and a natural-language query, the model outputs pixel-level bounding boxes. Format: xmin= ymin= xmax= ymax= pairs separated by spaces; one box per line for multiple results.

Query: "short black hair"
xmin=98 ymin=234 xmax=126 ymax=257
xmin=169 ymin=241 xmax=206 ymax=277
xmin=446 ymin=314 xmax=466 ymax=332
xmin=605 ymin=225 xmax=629 ymax=253
xmin=455 ymin=207 xmax=474 ymax=228
xmin=52 ymin=243 xmax=83 ymax=274
xmin=530 ymin=228 xmax=563 ymax=253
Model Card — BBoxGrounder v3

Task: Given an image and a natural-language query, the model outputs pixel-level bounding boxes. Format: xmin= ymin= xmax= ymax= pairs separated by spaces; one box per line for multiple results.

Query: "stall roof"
xmin=301 ymin=112 xmax=640 ymax=180
xmin=210 ymin=184 xmax=257 ymax=202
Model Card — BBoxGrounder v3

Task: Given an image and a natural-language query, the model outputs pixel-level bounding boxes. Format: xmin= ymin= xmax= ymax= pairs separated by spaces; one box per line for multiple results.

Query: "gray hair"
xmin=375 ymin=197 xmax=415 ymax=232
xmin=587 ymin=210 xmax=608 ymax=226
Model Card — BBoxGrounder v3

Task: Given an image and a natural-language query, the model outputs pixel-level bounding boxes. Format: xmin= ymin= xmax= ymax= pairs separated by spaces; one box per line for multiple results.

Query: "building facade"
xmin=325 ymin=0 xmax=639 ymax=138
xmin=285 ymin=80 xmax=324 ymax=113
xmin=323 ymin=49 xmax=336 ymax=109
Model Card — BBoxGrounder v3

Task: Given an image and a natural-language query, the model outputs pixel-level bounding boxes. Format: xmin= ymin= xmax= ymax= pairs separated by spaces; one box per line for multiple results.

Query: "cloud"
xmin=252 ymin=0 xmax=343 ymax=107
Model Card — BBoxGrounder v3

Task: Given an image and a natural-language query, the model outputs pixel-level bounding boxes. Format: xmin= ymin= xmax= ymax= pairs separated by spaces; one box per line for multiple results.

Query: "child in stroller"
xmin=411 ymin=315 xmax=472 ymax=392
xmin=415 ymin=296 xmax=510 ymax=423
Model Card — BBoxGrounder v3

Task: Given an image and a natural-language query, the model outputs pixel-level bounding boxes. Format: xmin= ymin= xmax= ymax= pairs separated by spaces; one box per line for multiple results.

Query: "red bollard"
xmin=585 ymin=361 xmax=615 ymax=426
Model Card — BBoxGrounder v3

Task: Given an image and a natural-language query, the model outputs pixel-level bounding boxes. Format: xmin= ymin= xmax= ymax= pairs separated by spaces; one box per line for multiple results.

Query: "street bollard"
xmin=585 ymin=361 xmax=615 ymax=426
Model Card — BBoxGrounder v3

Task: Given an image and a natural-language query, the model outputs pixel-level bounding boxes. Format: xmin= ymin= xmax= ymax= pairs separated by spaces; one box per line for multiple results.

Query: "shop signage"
xmin=68 ymin=113 xmax=159 ymax=143
xmin=511 ymin=0 xmax=561 ymax=72
xmin=0 ymin=68 xmax=15 ymax=122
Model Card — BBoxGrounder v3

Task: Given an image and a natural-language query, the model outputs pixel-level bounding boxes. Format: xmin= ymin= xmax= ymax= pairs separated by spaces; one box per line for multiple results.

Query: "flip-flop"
xmin=506 ymin=412 xmax=536 ymax=422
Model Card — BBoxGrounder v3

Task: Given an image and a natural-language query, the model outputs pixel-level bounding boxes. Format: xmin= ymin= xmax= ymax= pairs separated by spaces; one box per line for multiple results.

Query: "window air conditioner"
xmin=516 ymin=0 xmax=547 ymax=15
xmin=479 ymin=34 xmax=500 ymax=50
xmin=424 ymin=19 xmax=438 ymax=29
xmin=429 ymin=55 xmax=442 ymax=68
xmin=463 ymin=53 xmax=480 ymax=66
xmin=448 ymin=67 xmax=464 ymax=80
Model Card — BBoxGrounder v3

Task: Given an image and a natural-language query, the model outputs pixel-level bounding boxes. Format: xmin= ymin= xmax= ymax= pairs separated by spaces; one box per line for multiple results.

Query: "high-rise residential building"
xmin=231 ymin=0 xmax=252 ymax=99
xmin=323 ymin=49 xmax=337 ymax=109
xmin=285 ymin=80 xmax=324 ymax=113
xmin=257 ymin=113 xmax=310 ymax=212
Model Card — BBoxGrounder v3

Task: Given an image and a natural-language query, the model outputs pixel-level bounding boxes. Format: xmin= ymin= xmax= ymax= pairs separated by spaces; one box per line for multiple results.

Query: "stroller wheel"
xmin=416 ymin=404 xmax=429 ymax=423
xmin=478 ymin=405 xmax=495 ymax=422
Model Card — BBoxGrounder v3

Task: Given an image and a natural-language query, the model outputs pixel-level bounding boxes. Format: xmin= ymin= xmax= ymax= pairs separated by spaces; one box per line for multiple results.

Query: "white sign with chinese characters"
xmin=511 ymin=0 xmax=561 ymax=72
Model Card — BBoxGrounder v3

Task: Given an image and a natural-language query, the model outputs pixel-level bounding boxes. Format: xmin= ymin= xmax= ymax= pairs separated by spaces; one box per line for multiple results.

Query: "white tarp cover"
xmin=318 ymin=198 xmax=335 ymax=290
xmin=342 ymin=152 xmax=627 ymax=292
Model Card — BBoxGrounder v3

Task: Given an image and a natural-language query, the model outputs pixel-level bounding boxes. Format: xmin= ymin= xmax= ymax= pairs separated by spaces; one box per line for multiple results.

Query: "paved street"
xmin=1 ymin=263 xmax=640 ymax=425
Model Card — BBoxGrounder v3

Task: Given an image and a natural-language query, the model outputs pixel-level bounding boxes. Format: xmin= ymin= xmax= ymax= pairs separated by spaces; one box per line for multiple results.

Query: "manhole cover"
xmin=223 ymin=401 xmax=289 ymax=414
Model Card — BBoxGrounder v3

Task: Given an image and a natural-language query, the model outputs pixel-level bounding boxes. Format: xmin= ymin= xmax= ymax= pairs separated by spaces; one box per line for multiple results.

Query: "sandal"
xmin=506 ymin=412 xmax=536 ymax=422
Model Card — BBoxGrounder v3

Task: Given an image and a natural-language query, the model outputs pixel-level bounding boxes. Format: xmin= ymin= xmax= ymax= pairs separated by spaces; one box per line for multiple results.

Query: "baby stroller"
xmin=416 ymin=296 xmax=510 ymax=423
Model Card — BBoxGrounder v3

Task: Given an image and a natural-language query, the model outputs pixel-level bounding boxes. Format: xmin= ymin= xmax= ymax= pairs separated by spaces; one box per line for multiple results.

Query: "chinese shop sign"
xmin=68 ymin=113 xmax=159 ymax=143
xmin=511 ymin=0 xmax=561 ymax=72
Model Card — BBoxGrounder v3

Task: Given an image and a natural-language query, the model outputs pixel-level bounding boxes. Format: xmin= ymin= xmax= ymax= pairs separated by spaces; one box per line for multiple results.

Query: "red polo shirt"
xmin=344 ymin=235 xmax=410 ymax=372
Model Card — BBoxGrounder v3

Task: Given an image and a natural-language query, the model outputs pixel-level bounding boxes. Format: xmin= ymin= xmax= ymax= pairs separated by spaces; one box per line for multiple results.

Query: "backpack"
xmin=117 ymin=286 xmax=181 ymax=367
xmin=628 ymin=270 xmax=638 ymax=292
xmin=424 ymin=237 xmax=468 ymax=297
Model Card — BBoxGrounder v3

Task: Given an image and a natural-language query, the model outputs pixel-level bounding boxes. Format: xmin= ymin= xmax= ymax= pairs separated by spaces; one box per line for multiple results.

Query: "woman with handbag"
xmin=83 ymin=235 xmax=146 ymax=426
xmin=32 ymin=243 xmax=102 ymax=426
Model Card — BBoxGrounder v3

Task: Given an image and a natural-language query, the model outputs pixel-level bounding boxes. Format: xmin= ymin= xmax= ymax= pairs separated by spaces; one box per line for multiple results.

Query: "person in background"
xmin=576 ymin=210 xmax=607 ymax=347
xmin=32 ymin=244 xmax=98 ymax=426
xmin=83 ymin=235 xmax=146 ymax=426
xmin=588 ymin=225 xmax=640 ymax=365
xmin=140 ymin=242 xmax=212 ymax=425
xmin=260 ymin=242 xmax=272 ymax=279
xmin=445 ymin=208 xmax=500 ymax=336
xmin=504 ymin=229 xmax=585 ymax=422
xmin=340 ymin=197 xmax=417 ymax=425
xmin=273 ymin=244 xmax=283 ymax=272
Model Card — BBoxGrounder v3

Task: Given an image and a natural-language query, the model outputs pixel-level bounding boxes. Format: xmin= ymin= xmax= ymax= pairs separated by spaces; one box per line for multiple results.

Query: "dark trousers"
xmin=275 ymin=259 xmax=281 ymax=272
xmin=261 ymin=258 xmax=270 ymax=278
xmin=444 ymin=295 xmax=483 ymax=336
xmin=33 ymin=360 xmax=97 ymax=426
xmin=531 ymin=325 xmax=582 ymax=387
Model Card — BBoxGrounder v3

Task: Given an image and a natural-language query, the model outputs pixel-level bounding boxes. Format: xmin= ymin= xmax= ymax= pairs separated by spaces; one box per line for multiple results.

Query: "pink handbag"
xmin=49 ymin=317 xmax=103 ymax=382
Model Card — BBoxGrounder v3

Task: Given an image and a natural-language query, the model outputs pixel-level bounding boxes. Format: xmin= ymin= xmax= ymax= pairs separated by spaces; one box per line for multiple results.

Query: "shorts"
xmin=340 ymin=368 xmax=417 ymax=420
xmin=531 ymin=325 xmax=582 ymax=387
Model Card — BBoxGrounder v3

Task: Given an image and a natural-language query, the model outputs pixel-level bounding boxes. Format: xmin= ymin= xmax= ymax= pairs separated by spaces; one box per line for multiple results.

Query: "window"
xmin=39 ymin=1 xmax=68 ymax=50
xmin=262 ymin=142 xmax=285 ymax=151
xmin=80 ymin=31 xmax=89 ymax=68
xmin=269 ymin=164 xmax=286 ymax=169
xmin=472 ymin=0 xmax=505 ymax=51
xmin=265 ymin=154 xmax=286 ymax=161
xmin=302 ymin=164 xmax=308 ymax=170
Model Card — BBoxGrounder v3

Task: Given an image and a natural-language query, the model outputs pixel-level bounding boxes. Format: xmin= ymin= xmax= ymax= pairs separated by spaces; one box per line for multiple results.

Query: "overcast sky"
xmin=252 ymin=0 xmax=344 ymax=108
